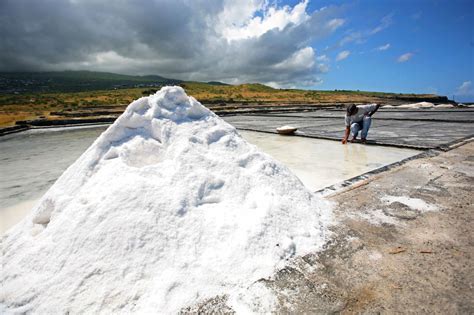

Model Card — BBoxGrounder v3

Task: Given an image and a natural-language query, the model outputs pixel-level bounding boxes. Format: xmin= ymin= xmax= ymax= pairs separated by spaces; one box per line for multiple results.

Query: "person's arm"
xmin=367 ymin=104 xmax=380 ymax=117
xmin=342 ymin=115 xmax=350 ymax=144
xmin=342 ymin=126 xmax=350 ymax=144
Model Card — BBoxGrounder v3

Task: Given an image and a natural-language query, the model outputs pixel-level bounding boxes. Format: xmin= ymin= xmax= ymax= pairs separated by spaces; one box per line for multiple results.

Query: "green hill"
xmin=0 ymin=71 xmax=182 ymax=93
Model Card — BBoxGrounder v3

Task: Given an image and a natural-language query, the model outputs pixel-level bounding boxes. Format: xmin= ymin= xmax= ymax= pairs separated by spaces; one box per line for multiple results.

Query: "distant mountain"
xmin=206 ymin=81 xmax=230 ymax=86
xmin=0 ymin=71 xmax=182 ymax=93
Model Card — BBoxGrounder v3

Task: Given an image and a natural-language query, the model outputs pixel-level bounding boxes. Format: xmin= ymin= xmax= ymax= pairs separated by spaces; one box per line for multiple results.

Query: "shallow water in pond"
xmin=0 ymin=125 xmax=420 ymax=233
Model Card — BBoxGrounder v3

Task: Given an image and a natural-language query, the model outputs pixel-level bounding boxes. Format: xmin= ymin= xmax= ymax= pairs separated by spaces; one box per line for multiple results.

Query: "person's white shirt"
xmin=344 ymin=104 xmax=378 ymax=127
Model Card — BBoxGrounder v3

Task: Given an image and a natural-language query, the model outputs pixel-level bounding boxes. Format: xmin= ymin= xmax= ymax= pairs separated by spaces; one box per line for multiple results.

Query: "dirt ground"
xmin=253 ymin=141 xmax=473 ymax=314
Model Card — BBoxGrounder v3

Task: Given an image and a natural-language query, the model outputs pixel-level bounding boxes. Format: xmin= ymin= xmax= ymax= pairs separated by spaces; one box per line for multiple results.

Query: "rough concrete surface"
xmin=183 ymin=141 xmax=473 ymax=314
xmin=264 ymin=141 xmax=474 ymax=314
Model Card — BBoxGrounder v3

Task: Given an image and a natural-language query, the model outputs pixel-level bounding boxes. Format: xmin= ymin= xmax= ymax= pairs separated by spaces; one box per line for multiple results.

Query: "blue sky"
xmin=303 ymin=0 xmax=474 ymax=101
xmin=1 ymin=0 xmax=473 ymax=101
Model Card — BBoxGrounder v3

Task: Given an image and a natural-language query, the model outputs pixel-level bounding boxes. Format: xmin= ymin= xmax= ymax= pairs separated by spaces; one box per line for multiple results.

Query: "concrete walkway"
xmin=223 ymin=108 xmax=474 ymax=149
xmin=265 ymin=141 xmax=474 ymax=314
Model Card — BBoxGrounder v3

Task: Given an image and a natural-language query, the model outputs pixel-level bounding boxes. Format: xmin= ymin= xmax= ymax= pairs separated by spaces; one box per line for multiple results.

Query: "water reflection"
xmin=342 ymin=142 xmax=369 ymax=178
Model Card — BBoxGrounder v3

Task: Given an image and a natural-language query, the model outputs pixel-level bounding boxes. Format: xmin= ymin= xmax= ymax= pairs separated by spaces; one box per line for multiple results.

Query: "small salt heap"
xmin=1 ymin=86 xmax=332 ymax=313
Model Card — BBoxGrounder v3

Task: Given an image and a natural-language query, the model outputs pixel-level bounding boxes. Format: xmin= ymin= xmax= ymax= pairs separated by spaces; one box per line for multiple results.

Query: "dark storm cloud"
xmin=0 ymin=0 xmax=344 ymax=86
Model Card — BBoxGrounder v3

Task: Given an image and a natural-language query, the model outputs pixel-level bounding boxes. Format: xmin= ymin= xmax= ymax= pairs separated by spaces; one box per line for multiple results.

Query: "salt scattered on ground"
xmin=228 ymin=282 xmax=277 ymax=313
xmin=349 ymin=208 xmax=401 ymax=226
xmin=382 ymin=195 xmax=438 ymax=212
xmin=368 ymin=250 xmax=383 ymax=261
xmin=434 ymin=104 xmax=455 ymax=108
xmin=1 ymin=86 xmax=332 ymax=313
xmin=347 ymin=195 xmax=438 ymax=226
xmin=398 ymin=102 xmax=434 ymax=108
xmin=384 ymin=102 xmax=454 ymax=109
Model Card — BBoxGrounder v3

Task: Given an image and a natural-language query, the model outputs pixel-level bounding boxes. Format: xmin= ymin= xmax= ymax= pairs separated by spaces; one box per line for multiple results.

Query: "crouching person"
xmin=342 ymin=103 xmax=380 ymax=144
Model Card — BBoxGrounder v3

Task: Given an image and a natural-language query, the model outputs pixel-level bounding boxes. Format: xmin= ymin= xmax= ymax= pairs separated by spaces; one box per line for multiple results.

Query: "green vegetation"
xmin=0 ymin=71 xmax=448 ymax=127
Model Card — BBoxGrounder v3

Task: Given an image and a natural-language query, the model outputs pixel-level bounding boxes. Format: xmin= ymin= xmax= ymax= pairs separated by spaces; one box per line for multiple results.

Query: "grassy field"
xmin=0 ymin=82 xmax=444 ymax=127
xmin=181 ymin=82 xmax=436 ymax=103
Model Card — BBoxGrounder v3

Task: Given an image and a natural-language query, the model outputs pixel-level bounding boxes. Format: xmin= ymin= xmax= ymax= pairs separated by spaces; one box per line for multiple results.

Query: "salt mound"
xmin=385 ymin=103 xmax=454 ymax=109
xmin=398 ymin=101 xmax=434 ymax=108
xmin=434 ymin=103 xmax=454 ymax=108
xmin=1 ymin=87 xmax=332 ymax=313
xmin=394 ymin=102 xmax=454 ymax=109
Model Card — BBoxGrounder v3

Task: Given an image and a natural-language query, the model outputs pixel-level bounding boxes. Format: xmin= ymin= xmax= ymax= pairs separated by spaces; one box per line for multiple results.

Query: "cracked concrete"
xmin=264 ymin=141 xmax=473 ymax=314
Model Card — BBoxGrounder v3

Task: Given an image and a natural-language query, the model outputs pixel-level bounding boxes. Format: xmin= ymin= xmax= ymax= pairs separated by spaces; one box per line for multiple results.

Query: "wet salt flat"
xmin=223 ymin=109 xmax=474 ymax=149
xmin=0 ymin=125 xmax=420 ymax=233
xmin=244 ymin=131 xmax=420 ymax=190
xmin=0 ymin=126 xmax=109 ymax=233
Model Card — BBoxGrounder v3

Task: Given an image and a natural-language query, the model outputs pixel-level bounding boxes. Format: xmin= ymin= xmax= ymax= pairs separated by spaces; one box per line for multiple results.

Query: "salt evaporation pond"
xmin=0 ymin=124 xmax=419 ymax=234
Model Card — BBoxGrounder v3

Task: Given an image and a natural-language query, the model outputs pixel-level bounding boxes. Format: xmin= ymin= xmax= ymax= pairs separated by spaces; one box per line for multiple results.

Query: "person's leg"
xmin=361 ymin=116 xmax=372 ymax=141
xmin=350 ymin=122 xmax=361 ymax=141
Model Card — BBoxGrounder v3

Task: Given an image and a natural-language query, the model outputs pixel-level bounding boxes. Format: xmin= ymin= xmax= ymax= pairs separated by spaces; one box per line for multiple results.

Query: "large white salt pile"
xmin=386 ymin=102 xmax=454 ymax=109
xmin=398 ymin=101 xmax=435 ymax=108
xmin=433 ymin=103 xmax=454 ymax=108
xmin=1 ymin=87 xmax=332 ymax=313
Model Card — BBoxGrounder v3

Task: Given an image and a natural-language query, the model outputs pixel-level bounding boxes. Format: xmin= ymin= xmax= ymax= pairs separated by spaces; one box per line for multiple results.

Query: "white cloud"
xmin=274 ymin=47 xmax=315 ymax=71
xmin=397 ymin=52 xmax=414 ymax=62
xmin=339 ymin=31 xmax=364 ymax=46
xmin=456 ymin=81 xmax=472 ymax=95
xmin=300 ymin=78 xmax=324 ymax=86
xmin=336 ymin=50 xmax=350 ymax=61
xmin=337 ymin=14 xmax=393 ymax=48
xmin=0 ymin=0 xmax=345 ymax=87
xmin=219 ymin=0 xmax=310 ymax=41
xmin=377 ymin=43 xmax=390 ymax=51
xmin=316 ymin=54 xmax=329 ymax=62
xmin=369 ymin=14 xmax=393 ymax=35
xmin=326 ymin=18 xmax=345 ymax=31
xmin=317 ymin=63 xmax=329 ymax=73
